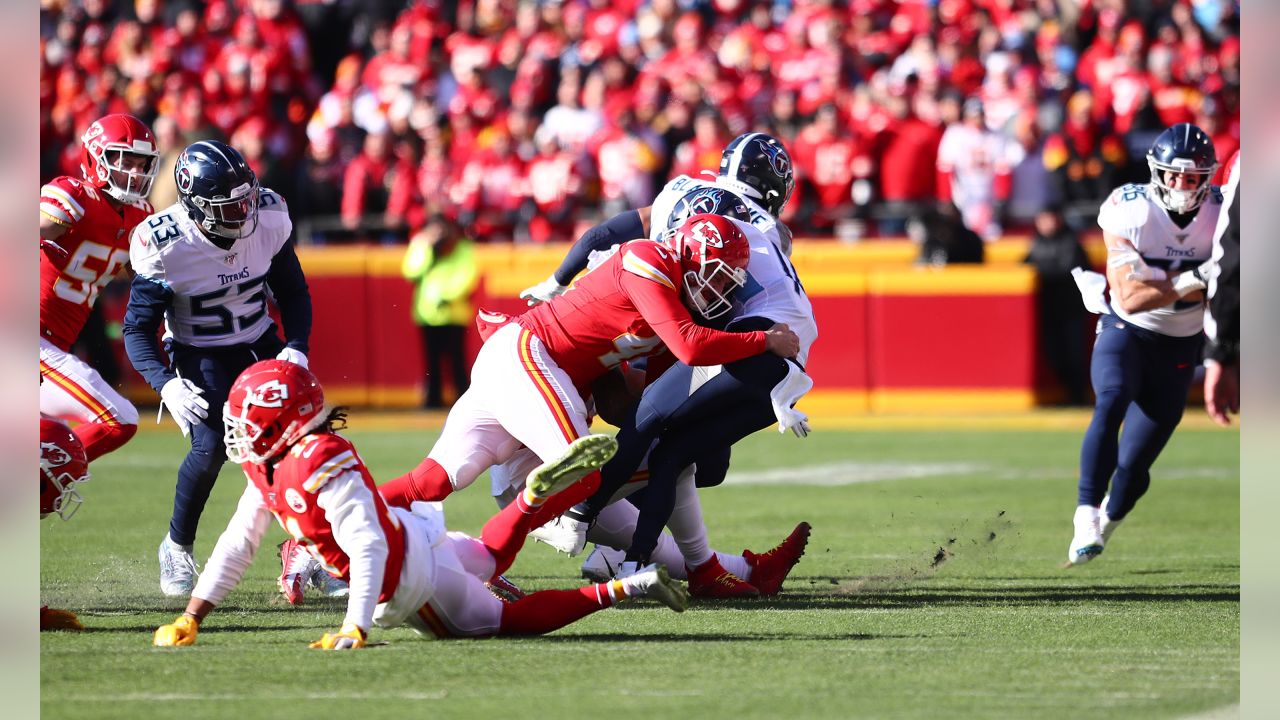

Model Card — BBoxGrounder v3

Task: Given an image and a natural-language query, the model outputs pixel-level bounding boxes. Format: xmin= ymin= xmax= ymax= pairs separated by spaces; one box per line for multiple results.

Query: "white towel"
xmin=770 ymin=362 xmax=813 ymax=438
xmin=1071 ymin=267 xmax=1112 ymax=315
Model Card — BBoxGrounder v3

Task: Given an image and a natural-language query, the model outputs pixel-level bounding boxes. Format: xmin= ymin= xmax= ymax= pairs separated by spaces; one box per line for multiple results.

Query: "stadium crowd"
xmin=39 ymin=0 xmax=1240 ymax=243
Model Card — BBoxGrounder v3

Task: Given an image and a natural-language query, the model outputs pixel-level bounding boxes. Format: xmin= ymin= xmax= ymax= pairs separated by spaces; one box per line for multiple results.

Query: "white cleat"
xmin=581 ymin=544 xmax=626 ymax=581
xmin=1067 ymin=505 xmax=1105 ymax=565
xmin=529 ymin=515 xmax=590 ymax=556
xmin=1099 ymin=497 xmax=1122 ymax=547
xmin=525 ymin=434 xmax=618 ymax=499
xmin=310 ymin=565 xmax=350 ymax=598
xmin=618 ymin=563 xmax=689 ymax=613
xmin=159 ymin=534 xmax=198 ymax=597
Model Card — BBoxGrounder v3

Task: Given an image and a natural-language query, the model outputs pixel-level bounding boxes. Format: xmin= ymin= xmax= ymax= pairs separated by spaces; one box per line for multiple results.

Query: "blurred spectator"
xmin=936 ymin=98 xmax=1024 ymax=240
xmin=341 ymin=130 xmax=397 ymax=239
xmin=912 ymin=202 xmax=986 ymax=266
xmin=453 ymin=128 xmax=527 ymax=243
xmin=875 ymin=85 xmax=943 ymax=234
xmin=1023 ymin=205 xmax=1090 ymax=405
xmin=293 ymin=130 xmax=347 ymax=244
xmin=528 ymin=129 xmax=586 ymax=243
xmin=791 ymin=103 xmax=870 ymax=233
xmin=669 ymin=107 xmax=731 ymax=183
xmin=148 ymin=113 xmax=185 ymax=211
xmin=401 ymin=215 xmax=478 ymax=409
xmin=1042 ymin=90 xmax=1127 ymax=225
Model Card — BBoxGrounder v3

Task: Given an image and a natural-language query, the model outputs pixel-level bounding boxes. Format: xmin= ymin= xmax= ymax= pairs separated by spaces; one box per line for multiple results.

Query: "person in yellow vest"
xmin=401 ymin=215 xmax=478 ymax=408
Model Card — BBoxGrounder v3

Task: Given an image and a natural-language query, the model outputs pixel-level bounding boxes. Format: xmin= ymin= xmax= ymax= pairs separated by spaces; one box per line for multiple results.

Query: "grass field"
xmin=40 ymin=416 xmax=1240 ymax=719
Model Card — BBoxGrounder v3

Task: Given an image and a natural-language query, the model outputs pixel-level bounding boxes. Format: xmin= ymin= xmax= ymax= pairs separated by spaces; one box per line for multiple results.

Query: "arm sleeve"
xmin=122 ymin=273 xmax=176 ymax=393
xmin=552 ymin=209 xmax=647 ymax=285
xmin=191 ymin=483 xmax=273 ymax=606
xmin=266 ymin=241 xmax=313 ymax=354
xmin=620 ymin=271 xmax=767 ymax=366
xmin=315 ymin=471 xmax=391 ymax=632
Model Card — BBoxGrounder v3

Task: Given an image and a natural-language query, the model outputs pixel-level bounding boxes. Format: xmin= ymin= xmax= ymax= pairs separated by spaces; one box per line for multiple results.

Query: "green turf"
xmin=41 ymin=423 xmax=1239 ymax=719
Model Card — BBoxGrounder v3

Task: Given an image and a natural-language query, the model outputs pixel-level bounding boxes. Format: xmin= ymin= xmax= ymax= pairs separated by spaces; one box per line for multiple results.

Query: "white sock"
xmin=668 ymin=466 xmax=714 ymax=569
xmin=717 ymin=552 xmax=751 ymax=581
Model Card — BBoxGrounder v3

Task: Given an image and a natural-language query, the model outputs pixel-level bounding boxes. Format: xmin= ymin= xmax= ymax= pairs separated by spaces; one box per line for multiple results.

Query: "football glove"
xmin=309 ymin=622 xmax=366 ymax=650
xmin=1172 ymin=259 xmax=1214 ymax=298
xmin=276 ymin=347 xmax=309 ymax=369
xmin=159 ymin=377 xmax=209 ymax=437
xmin=153 ymin=614 xmax=199 ymax=647
xmin=519 ymin=275 xmax=567 ymax=306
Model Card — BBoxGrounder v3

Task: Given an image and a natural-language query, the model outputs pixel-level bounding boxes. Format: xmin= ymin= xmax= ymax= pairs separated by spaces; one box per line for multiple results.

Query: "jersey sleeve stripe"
xmin=40 ymin=204 xmax=73 ymax=226
xmin=622 ymin=253 xmax=677 ymax=290
xmin=41 ymin=185 xmax=85 ymax=221
xmin=302 ymin=450 xmax=359 ymax=493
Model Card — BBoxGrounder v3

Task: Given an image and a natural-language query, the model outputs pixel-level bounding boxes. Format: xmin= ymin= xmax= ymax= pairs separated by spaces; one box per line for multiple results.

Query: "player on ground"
xmin=40 ymin=417 xmax=93 ymax=631
xmin=40 ymin=114 xmax=159 ymax=461
xmin=378 ymin=213 xmax=800 ymax=532
xmin=123 ymin=140 xmax=315 ymax=596
xmin=1067 ymin=123 xmax=1221 ymax=565
xmin=521 ymin=134 xmax=816 ymax=597
xmin=153 ymin=361 xmax=686 ymax=649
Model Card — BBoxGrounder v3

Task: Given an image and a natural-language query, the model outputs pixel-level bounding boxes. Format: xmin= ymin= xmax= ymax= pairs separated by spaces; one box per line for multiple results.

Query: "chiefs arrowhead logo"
xmin=690 ymin=219 xmax=725 ymax=248
xmin=247 ymin=379 xmax=290 ymax=408
xmin=41 ymin=442 xmax=71 ymax=467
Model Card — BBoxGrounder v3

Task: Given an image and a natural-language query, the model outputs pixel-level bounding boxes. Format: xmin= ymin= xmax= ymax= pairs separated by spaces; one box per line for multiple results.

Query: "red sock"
xmin=480 ymin=501 xmax=537 ymax=577
xmin=528 ymin=470 xmax=601 ymax=528
xmin=74 ymin=422 xmax=136 ymax=462
xmin=497 ymin=583 xmax=624 ymax=635
xmin=378 ymin=458 xmax=452 ymax=508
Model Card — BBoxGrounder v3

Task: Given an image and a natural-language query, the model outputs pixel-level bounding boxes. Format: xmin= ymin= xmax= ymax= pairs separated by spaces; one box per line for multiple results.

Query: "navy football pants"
xmin=1077 ymin=314 xmax=1202 ymax=521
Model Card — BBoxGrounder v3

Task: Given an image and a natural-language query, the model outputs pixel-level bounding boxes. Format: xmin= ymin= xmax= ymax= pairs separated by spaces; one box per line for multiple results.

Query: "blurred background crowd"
xmin=39 ymin=0 xmax=1241 ymax=245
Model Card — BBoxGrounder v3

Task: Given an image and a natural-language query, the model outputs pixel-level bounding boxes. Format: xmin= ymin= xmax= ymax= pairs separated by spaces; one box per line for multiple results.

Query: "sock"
xmin=528 ymin=470 xmax=601 ymax=529
xmin=75 ymin=421 xmax=137 ymax=462
xmin=667 ymin=467 xmax=714 ymax=569
xmin=379 ymin=458 xmax=453 ymax=508
xmin=480 ymin=502 xmax=536 ymax=578
xmin=717 ymin=552 xmax=752 ymax=580
xmin=497 ymin=584 xmax=621 ymax=635
xmin=649 ymin=533 xmax=689 ymax=581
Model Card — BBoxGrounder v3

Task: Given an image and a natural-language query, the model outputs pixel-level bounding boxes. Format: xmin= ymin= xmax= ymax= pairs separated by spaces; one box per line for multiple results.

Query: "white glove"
xmin=276 ymin=347 xmax=309 ymax=368
xmin=519 ymin=275 xmax=568 ymax=306
xmin=159 ymin=377 xmax=209 ymax=437
xmin=1070 ymin=267 xmax=1112 ymax=315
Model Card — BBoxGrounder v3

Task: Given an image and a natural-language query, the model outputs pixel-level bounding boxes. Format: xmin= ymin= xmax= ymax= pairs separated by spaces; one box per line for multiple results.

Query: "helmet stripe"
xmin=193 ymin=140 xmax=236 ymax=168
xmin=725 ymin=132 xmax=762 ymax=181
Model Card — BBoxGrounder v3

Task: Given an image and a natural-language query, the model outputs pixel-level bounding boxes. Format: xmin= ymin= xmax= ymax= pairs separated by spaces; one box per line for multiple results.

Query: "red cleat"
xmin=686 ymin=556 xmax=760 ymax=599
xmin=744 ymin=522 xmax=812 ymax=596
xmin=40 ymin=605 xmax=84 ymax=632
xmin=486 ymin=574 xmax=528 ymax=603
xmin=278 ymin=539 xmax=312 ymax=606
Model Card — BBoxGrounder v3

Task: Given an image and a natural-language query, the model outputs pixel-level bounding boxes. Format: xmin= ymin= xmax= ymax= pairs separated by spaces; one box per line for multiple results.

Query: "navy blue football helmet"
xmin=175 ymin=140 xmax=261 ymax=240
xmin=1146 ymin=123 xmax=1218 ymax=214
xmin=717 ymin=132 xmax=795 ymax=218
xmin=667 ymin=186 xmax=752 ymax=241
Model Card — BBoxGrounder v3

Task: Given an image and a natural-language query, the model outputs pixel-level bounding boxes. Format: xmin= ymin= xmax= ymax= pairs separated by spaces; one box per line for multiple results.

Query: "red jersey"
xmin=39 ymin=176 xmax=152 ymax=351
xmin=516 ymin=241 xmax=767 ymax=394
xmin=243 ymin=432 xmax=405 ymax=603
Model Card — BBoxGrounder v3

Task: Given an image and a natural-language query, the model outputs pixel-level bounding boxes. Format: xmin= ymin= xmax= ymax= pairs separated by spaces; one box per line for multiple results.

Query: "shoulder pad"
xmin=40 ymin=178 xmax=91 ymax=225
xmin=621 ymin=241 xmax=679 ymax=291
xmin=136 ymin=210 xmax=184 ymax=251
xmin=1098 ymin=184 xmax=1151 ymax=235
xmin=289 ymin=434 xmax=361 ymax=494
xmin=257 ymin=188 xmax=289 ymax=213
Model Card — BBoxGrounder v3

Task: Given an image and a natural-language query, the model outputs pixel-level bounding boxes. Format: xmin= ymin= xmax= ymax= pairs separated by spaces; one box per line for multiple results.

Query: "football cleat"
xmin=159 ymin=534 xmax=198 ymax=597
xmin=525 ymin=434 xmax=618 ymax=499
xmin=278 ymin=539 xmax=314 ymax=605
xmin=581 ymin=544 xmax=626 ymax=582
xmin=743 ymin=521 xmax=812 ymax=595
xmin=485 ymin=574 xmax=528 ymax=603
xmin=618 ymin=563 xmax=689 ymax=613
xmin=310 ymin=566 xmax=351 ymax=598
xmin=528 ymin=515 xmax=589 ymax=556
xmin=1099 ymin=496 xmax=1122 ymax=546
xmin=686 ymin=556 xmax=760 ymax=599
xmin=40 ymin=606 xmax=84 ymax=632
xmin=1067 ymin=505 xmax=1104 ymax=565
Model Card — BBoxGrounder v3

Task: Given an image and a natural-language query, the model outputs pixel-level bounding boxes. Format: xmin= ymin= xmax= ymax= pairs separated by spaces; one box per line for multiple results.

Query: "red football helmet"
xmin=223 ymin=360 xmax=329 ymax=464
xmin=80 ymin=113 xmax=160 ymax=204
xmin=41 ymin=417 xmax=90 ymax=521
xmin=667 ymin=213 xmax=751 ymax=320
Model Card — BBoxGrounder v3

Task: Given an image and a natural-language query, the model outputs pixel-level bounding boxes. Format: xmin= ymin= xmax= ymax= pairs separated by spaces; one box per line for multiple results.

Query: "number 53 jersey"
xmin=129 ymin=189 xmax=291 ymax=347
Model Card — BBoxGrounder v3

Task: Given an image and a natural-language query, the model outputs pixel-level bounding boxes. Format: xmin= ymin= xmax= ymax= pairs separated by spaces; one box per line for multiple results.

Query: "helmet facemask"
xmin=193 ymin=181 xmax=261 ymax=240
xmin=93 ymin=142 xmax=159 ymax=204
xmin=41 ymin=467 xmax=87 ymax=521
xmin=1147 ymin=156 xmax=1216 ymax=214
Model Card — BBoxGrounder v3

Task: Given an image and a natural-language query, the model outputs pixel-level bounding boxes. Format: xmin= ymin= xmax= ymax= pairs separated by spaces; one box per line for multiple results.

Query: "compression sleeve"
xmin=266 ymin=241 xmax=313 ymax=354
xmin=553 ymin=209 xmax=646 ymax=285
xmin=191 ymin=483 xmax=274 ymax=606
xmin=122 ymin=273 xmax=176 ymax=393
xmin=620 ymin=271 xmax=767 ymax=366
xmin=316 ymin=470 xmax=390 ymax=633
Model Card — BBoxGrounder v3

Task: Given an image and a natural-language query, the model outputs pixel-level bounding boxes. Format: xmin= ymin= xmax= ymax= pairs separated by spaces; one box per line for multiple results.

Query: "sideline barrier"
xmin=118 ymin=240 xmax=1095 ymax=411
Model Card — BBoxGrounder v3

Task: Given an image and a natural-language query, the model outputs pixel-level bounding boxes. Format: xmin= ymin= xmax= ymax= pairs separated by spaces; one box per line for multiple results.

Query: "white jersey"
xmin=1098 ymin=182 xmax=1222 ymax=337
xmin=650 ymin=176 xmax=817 ymax=366
xmin=129 ymin=189 xmax=293 ymax=347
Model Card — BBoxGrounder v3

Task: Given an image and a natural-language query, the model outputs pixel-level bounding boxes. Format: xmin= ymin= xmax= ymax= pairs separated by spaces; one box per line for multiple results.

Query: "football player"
xmin=40 ymin=114 xmax=158 ymax=462
xmin=122 ymin=140 xmax=315 ymax=596
xmin=378 ymin=213 xmax=800 ymax=534
xmin=1067 ymin=123 xmax=1222 ymax=565
xmin=1204 ymin=150 xmax=1239 ymax=427
xmin=40 ymin=417 xmax=92 ymax=631
xmin=153 ymin=361 xmax=687 ymax=649
xmin=519 ymin=133 xmax=816 ymax=597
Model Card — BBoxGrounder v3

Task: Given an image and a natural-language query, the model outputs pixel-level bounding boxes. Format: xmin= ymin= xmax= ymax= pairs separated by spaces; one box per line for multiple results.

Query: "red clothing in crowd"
xmin=876 ymin=114 xmax=943 ymax=203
